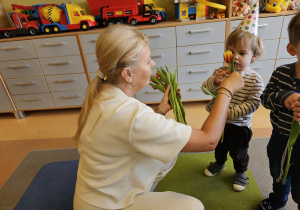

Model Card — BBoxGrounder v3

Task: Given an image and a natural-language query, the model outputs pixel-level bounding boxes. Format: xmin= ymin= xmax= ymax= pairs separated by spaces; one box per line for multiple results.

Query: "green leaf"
xmin=201 ymin=87 xmax=217 ymax=98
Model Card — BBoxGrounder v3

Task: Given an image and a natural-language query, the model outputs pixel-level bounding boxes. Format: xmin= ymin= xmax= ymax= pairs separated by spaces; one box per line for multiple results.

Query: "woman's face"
xmin=132 ymin=45 xmax=156 ymax=91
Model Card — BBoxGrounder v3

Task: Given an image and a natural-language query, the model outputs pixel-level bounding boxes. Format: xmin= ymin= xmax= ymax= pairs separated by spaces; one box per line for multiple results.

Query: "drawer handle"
xmin=90 ymin=40 xmax=97 ymax=43
xmin=190 ymin=29 xmax=212 ymax=34
xmin=16 ymin=82 xmax=35 ymax=86
xmin=60 ymin=95 xmax=79 ymax=99
xmin=189 ymin=50 xmax=211 ymax=55
xmin=49 ymin=61 xmax=71 ymax=65
xmin=43 ymin=42 xmax=65 ymax=47
xmin=258 ymin=24 xmax=269 ymax=28
xmin=146 ymin=91 xmax=161 ymax=94
xmin=151 ymin=54 xmax=163 ymax=58
xmin=189 ymin=69 xmax=210 ymax=74
xmin=1 ymin=46 xmax=22 ymax=50
xmin=8 ymin=65 xmax=29 ymax=69
xmin=23 ymin=98 xmax=41 ymax=102
xmin=54 ymin=79 xmax=75 ymax=83
xmin=189 ymin=88 xmax=201 ymax=91
xmin=250 ymin=65 xmax=262 ymax=70
xmin=148 ymin=34 xmax=162 ymax=38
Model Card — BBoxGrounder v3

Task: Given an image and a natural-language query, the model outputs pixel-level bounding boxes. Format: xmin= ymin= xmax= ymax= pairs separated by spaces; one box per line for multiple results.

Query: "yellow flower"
xmin=223 ymin=50 xmax=233 ymax=64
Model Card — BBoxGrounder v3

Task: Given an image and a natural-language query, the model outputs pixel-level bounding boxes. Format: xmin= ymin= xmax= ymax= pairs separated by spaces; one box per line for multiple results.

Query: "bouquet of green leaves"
xmin=149 ymin=66 xmax=187 ymax=124
xmin=277 ymin=98 xmax=300 ymax=184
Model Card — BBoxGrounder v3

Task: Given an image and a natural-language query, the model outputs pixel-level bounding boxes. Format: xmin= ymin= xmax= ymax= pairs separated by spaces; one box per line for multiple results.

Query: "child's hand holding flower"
xmin=214 ymin=69 xmax=227 ymax=86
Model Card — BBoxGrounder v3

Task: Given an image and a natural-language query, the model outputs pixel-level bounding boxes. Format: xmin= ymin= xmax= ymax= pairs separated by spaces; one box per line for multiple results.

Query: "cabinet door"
xmin=281 ymin=15 xmax=294 ymax=38
xmin=80 ymin=33 xmax=100 ymax=54
xmin=39 ymin=55 xmax=85 ymax=75
xmin=249 ymin=60 xmax=275 ymax=80
xmin=151 ymin=48 xmax=177 ymax=68
xmin=0 ymin=59 xmax=43 ymax=79
xmin=142 ymin=27 xmax=176 ymax=49
xmin=176 ymin=21 xmax=226 ymax=47
xmin=0 ymin=82 xmax=13 ymax=112
xmin=257 ymin=39 xmax=279 ymax=61
xmin=51 ymin=90 xmax=86 ymax=107
xmin=179 ymin=83 xmax=212 ymax=101
xmin=32 ymin=36 xmax=80 ymax=58
xmin=177 ymin=43 xmax=224 ymax=66
xmin=0 ymin=40 xmax=36 ymax=62
xmin=45 ymin=74 xmax=88 ymax=92
xmin=6 ymin=77 xmax=49 ymax=95
xmin=85 ymin=54 xmax=98 ymax=73
xmin=13 ymin=93 xmax=54 ymax=110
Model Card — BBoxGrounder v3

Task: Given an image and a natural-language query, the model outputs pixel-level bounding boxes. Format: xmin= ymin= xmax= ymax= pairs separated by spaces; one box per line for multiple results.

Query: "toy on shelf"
xmin=232 ymin=0 xmax=250 ymax=17
xmin=144 ymin=0 xmax=166 ymax=19
xmin=289 ymin=0 xmax=300 ymax=9
xmin=10 ymin=3 xmax=96 ymax=35
xmin=0 ymin=11 xmax=39 ymax=39
xmin=260 ymin=0 xmax=284 ymax=12
xmin=281 ymin=0 xmax=292 ymax=11
xmin=174 ymin=0 xmax=226 ymax=21
xmin=87 ymin=0 xmax=162 ymax=26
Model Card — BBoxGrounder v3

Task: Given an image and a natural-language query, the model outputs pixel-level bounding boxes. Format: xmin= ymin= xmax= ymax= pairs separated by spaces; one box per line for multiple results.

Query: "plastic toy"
xmin=261 ymin=0 xmax=284 ymax=12
xmin=87 ymin=0 xmax=162 ymax=26
xmin=281 ymin=0 xmax=292 ymax=11
xmin=0 ymin=11 xmax=39 ymax=39
xmin=289 ymin=0 xmax=300 ymax=9
xmin=174 ymin=0 xmax=226 ymax=21
xmin=11 ymin=3 xmax=96 ymax=34
xmin=232 ymin=0 xmax=250 ymax=17
xmin=144 ymin=0 xmax=166 ymax=19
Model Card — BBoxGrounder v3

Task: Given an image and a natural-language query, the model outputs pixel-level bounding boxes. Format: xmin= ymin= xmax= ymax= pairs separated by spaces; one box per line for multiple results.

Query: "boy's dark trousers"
xmin=267 ymin=130 xmax=300 ymax=208
xmin=214 ymin=123 xmax=252 ymax=173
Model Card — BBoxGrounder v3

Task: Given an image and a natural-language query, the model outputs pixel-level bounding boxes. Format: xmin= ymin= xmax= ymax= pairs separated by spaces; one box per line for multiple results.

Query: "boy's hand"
xmin=292 ymin=101 xmax=300 ymax=122
xmin=214 ymin=69 xmax=227 ymax=86
xmin=284 ymin=93 xmax=300 ymax=110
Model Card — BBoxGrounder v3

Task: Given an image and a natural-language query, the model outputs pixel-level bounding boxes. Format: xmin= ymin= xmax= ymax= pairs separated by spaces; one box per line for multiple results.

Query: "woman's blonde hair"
xmin=226 ymin=29 xmax=264 ymax=59
xmin=74 ymin=25 xmax=149 ymax=140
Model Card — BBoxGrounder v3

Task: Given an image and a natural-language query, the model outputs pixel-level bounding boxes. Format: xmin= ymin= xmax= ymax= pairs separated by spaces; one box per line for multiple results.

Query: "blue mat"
xmin=14 ymin=160 xmax=79 ymax=210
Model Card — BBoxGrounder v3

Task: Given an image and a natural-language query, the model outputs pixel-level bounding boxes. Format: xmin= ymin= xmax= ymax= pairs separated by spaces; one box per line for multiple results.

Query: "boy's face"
xmin=228 ymin=39 xmax=256 ymax=72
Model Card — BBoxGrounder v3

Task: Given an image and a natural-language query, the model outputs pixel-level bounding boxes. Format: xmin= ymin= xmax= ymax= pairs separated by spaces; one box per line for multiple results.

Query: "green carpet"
xmin=157 ymin=153 xmax=263 ymax=210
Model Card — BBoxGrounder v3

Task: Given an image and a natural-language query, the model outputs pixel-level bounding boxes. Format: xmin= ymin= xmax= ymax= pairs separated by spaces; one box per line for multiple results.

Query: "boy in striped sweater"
xmin=202 ymin=28 xmax=264 ymax=192
xmin=258 ymin=11 xmax=300 ymax=210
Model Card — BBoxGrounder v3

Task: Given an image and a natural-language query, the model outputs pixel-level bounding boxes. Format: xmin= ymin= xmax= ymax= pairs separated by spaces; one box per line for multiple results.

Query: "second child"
xmin=202 ymin=28 xmax=264 ymax=192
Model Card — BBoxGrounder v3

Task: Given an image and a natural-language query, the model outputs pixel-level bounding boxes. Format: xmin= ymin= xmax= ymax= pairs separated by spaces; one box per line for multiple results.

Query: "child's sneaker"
xmin=204 ymin=161 xmax=225 ymax=177
xmin=233 ymin=172 xmax=249 ymax=192
xmin=258 ymin=198 xmax=287 ymax=210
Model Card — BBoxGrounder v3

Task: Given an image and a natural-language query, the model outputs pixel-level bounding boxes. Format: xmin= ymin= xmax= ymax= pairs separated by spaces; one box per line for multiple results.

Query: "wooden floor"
xmin=0 ymin=101 xmax=272 ymax=188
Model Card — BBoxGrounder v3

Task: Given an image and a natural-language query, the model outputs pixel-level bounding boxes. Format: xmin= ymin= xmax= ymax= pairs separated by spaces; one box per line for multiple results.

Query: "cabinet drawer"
xmin=231 ymin=16 xmax=283 ymax=40
xmin=176 ymin=21 xmax=226 ymax=47
xmin=39 ymin=55 xmax=85 ymax=75
xmin=135 ymin=85 xmax=163 ymax=103
xmin=178 ymin=63 xmax=222 ymax=84
xmin=275 ymin=58 xmax=298 ymax=69
xmin=0 ymin=40 xmax=36 ymax=62
xmin=151 ymin=48 xmax=176 ymax=68
xmin=13 ymin=93 xmax=54 ymax=110
xmin=177 ymin=43 xmax=224 ymax=66
xmin=151 ymin=67 xmax=176 ymax=76
xmin=179 ymin=83 xmax=212 ymax=101
xmin=32 ymin=36 xmax=80 ymax=58
xmin=80 ymin=33 xmax=100 ymax=54
xmin=258 ymin=39 xmax=279 ymax=61
xmin=6 ymin=77 xmax=49 ymax=95
xmin=281 ymin=15 xmax=294 ymax=38
xmin=0 ymin=59 xmax=43 ymax=79
xmin=277 ymin=38 xmax=297 ymax=59
xmin=0 ymin=82 xmax=13 ymax=112
xmin=249 ymin=60 xmax=275 ymax=80
xmin=85 ymin=54 xmax=98 ymax=73
xmin=51 ymin=90 xmax=86 ymax=107
xmin=142 ymin=27 xmax=176 ymax=49
xmin=45 ymin=74 xmax=88 ymax=92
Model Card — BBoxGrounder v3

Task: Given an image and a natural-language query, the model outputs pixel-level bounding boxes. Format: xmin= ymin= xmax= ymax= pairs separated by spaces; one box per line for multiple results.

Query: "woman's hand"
xmin=220 ymin=71 xmax=244 ymax=94
xmin=157 ymin=85 xmax=172 ymax=115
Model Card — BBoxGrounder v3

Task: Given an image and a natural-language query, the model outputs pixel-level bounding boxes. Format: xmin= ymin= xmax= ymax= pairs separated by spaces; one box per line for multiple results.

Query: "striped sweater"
xmin=260 ymin=62 xmax=299 ymax=136
xmin=202 ymin=67 xmax=264 ymax=128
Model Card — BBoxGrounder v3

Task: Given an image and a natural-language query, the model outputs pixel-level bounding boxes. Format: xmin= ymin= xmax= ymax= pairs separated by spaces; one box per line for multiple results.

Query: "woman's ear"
xmin=287 ymin=43 xmax=296 ymax=56
xmin=121 ymin=67 xmax=133 ymax=83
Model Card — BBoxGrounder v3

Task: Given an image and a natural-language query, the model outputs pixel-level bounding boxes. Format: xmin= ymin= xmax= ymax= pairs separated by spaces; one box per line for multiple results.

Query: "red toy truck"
xmin=0 ymin=12 xmax=39 ymax=39
xmin=87 ymin=0 xmax=162 ymax=26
